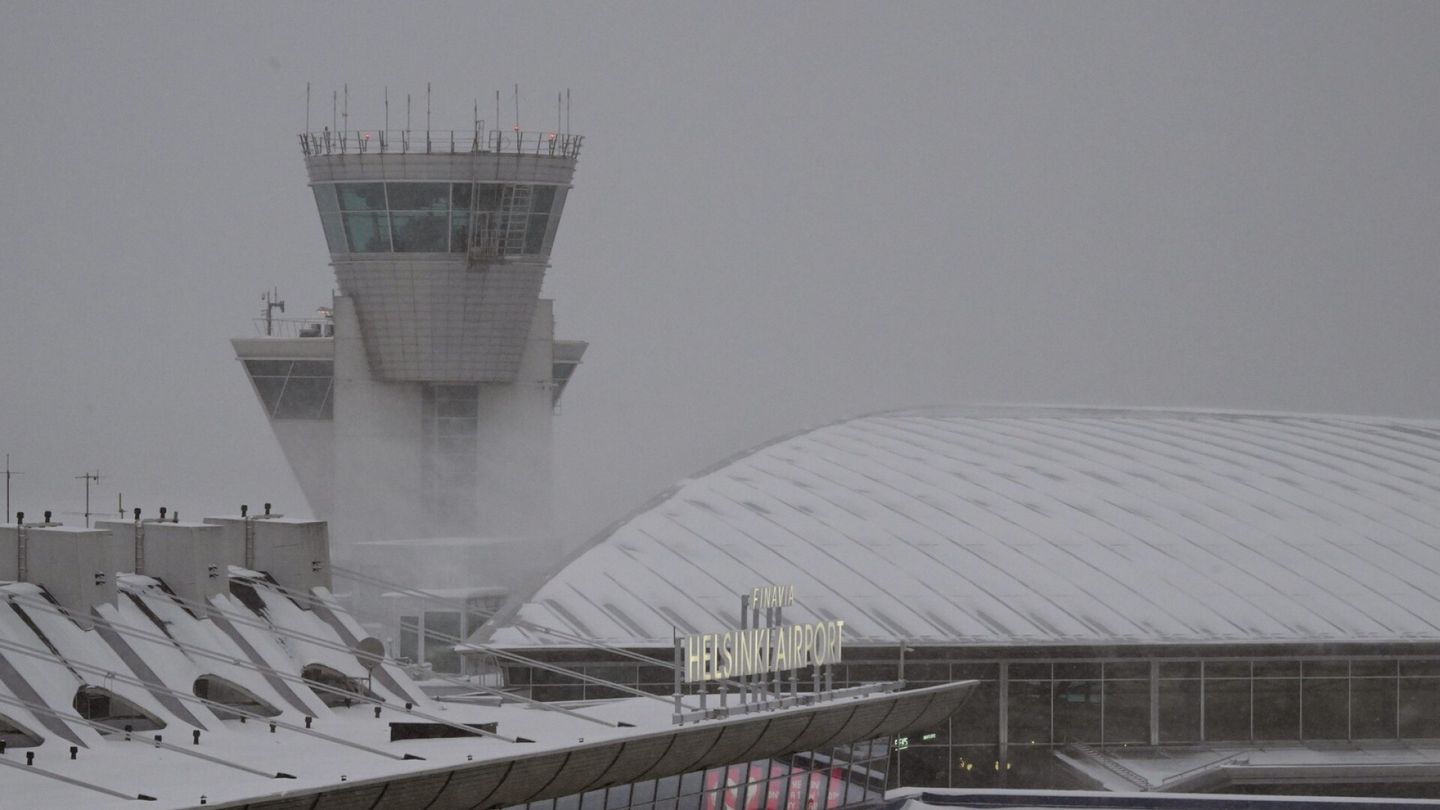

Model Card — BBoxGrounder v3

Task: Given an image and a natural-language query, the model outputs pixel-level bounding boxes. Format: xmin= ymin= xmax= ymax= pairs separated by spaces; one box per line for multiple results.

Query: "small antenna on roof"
xmin=342 ymin=83 xmax=349 ymax=134
xmin=514 ymin=83 xmax=520 ymax=131
xmin=305 ymin=82 xmax=311 ymax=132
xmin=566 ymin=88 xmax=571 ymax=135
xmin=426 ymin=82 xmax=431 ymax=134
xmin=332 ymin=90 xmax=337 ymax=132
xmin=384 ymin=86 xmax=389 ymax=135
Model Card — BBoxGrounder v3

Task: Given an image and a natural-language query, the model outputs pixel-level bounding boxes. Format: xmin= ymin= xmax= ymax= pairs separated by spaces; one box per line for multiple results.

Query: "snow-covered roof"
xmin=490 ymin=406 xmax=1440 ymax=648
xmin=0 ymin=568 xmax=967 ymax=807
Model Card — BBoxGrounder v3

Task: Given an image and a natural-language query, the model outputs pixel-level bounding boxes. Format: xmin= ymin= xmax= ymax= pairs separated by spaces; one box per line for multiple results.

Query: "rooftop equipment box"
xmin=95 ymin=520 xmax=229 ymax=608
xmin=0 ymin=523 xmax=115 ymax=628
xmin=202 ymin=516 xmax=331 ymax=593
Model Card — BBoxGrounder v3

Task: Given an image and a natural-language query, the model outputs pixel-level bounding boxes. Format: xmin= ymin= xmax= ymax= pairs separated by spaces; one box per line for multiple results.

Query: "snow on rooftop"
xmin=489 ymin=406 xmax=1440 ymax=649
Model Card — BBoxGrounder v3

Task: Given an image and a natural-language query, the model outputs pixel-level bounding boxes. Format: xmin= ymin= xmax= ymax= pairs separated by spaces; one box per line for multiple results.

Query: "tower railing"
xmin=251 ymin=317 xmax=334 ymax=338
xmin=298 ymin=128 xmax=583 ymax=160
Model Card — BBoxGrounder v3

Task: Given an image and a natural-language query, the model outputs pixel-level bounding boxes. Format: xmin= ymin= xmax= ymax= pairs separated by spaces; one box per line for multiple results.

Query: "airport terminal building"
xmin=478 ymin=407 xmax=1440 ymax=797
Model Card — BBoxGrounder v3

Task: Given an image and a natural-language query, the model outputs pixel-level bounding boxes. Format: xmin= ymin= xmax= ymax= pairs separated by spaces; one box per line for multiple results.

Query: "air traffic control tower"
xmin=232 ymin=123 xmax=587 ymax=600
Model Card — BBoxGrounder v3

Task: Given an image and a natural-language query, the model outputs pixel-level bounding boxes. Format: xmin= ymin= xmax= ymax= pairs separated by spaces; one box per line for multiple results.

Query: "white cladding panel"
xmin=491 ymin=407 xmax=1440 ymax=648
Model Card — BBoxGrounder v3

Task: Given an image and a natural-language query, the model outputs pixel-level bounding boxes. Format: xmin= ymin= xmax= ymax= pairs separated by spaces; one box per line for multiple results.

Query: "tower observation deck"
xmin=300 ymin=126 xmax=583 ymax=381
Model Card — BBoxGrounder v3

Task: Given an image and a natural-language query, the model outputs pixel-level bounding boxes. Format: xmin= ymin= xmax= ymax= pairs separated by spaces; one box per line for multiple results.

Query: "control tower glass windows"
xmin=315 ymin=181 xmax=559 ymax=256
xmin=450 ymin=183 xmax=472 ymax=253
xmin=389 ymin=183 xmax=450 ymax=252
xmin=311 ymin=185 xmax=347 ymax=253
xmin=337 ymin=182 xmax=392 ymax=252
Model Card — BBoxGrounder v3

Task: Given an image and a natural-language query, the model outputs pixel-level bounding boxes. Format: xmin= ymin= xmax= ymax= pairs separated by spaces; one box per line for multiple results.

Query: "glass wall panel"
xmin=1159 ymin=675 xmax=1200 ymax=743
xmin=533 ymin=184 xmax=557 ymax=214
xmin=1204 ymin=678 xmax=1251 ymax=741
xmin=1008 ymin=663 xmax=1051 ymax=680
xmin=391 ymin=212 xmax=449 ymax=251
xmin=896 ymin=746 xmax=949 ymax=788
xmin=951 ymin=745 xmax=1001 ymax=788
xmin=290 ymin=360 xmax=333 ymax=376
xmin=953 ymin=681 xmax=998 ymax=744
xmin=1159 ymin=661 xmax=1201 ymax=678
xmin=525 ymin=214 xmax=549 ymax=254
xmin=1104 ymin=662 xmax=1150 ymax=680
xmin=273 ymin=377 xmax=331 ymax=419
xmin=1352 ymin=674 xmax=1397 ymax=739
xmin=399 ymin=615 xmax=418 ymax=662
xmin=1400 ymin=677 xmax=1440 ymax=737
xmin=313 ymin=184 xmax=339 ymax=214
xmin=451 ymin=211 xmax=471 ymax=253
xmin=387 ymin=182 xmax=449 ymax=210
xmin=1353 ymin=660 xmax=1396 ymax=678
xmin=312 ymin=186 xmax=348 ymax=253
xmin=343 ymin=212 xmax=391 ymax=252
xmin=1103 ymin=678 xmax=1149 ymax=744
xmin=251 ymin=377 xmax=286 ymax=415
xmin=473 ymin=183 xmax=503 ymax=212
xmin=1054 ymin=663 xmax=1100 ymax=679
xmin=1301 ymin=676 xmax=1348 ymax=739
xmin=1252 ymin=676 xmax=1300 ymax=740
xmin=1052 ymin=680 xmax=1101 ymax=744
xmin=336 ymin=182 xmax=387 ymax=211
xmin=1007 ymin=680 xmax=1051 ymax=746
xmin=424 ymin=610 xmax=461 ymax=673
xmin=320 ymin=213 xmax=346 ymax=252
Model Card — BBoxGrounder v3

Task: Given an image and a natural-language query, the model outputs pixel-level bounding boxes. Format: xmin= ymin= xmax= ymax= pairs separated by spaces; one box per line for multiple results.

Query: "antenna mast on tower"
xmin=75 ymin=471 xmax=100 ymax=528
xmin=5 ymin=454 xmax=22 ymax=522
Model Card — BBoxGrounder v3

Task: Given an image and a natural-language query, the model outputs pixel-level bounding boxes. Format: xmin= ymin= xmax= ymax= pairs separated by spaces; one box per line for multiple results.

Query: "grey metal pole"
xmin=672 ymin=631 xmax=682 ymax=722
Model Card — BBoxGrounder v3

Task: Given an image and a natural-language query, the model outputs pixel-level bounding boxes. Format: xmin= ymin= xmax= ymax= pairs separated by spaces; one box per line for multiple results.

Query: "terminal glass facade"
xmin=312 ymin=181 xmax=557 ymax=256
xmin=504 ymin=741 xmax=891 ymax=810
xmin=497 ymin=647 xmax=1440 ymax=791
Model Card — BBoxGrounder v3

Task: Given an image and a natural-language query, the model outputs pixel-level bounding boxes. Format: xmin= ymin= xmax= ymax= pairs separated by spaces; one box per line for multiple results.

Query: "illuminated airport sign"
xmin=680 ymin=585 xmax=844 ymax=683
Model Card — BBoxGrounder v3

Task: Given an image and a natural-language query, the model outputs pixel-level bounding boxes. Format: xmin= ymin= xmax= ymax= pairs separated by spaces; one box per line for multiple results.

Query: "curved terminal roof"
xmin=490 ymin=406 xmax=1440 ymax=649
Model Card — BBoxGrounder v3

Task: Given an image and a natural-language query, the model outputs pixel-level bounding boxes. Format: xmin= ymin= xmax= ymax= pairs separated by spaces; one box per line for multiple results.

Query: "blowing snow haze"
xmin=1 ymin=2 xmax=1438 ymax=553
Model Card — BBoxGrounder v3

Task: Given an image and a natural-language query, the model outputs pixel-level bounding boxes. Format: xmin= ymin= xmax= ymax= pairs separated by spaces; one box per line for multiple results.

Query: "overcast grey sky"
xmin=2 ymin=1 xmax=1438 ymax=541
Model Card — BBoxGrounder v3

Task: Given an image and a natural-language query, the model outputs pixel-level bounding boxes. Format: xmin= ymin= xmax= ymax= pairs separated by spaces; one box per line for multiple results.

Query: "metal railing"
xmin=252 ymin=317 xmax=333 ymax=338
xmin=299 ymin=128 xmax=583 ymax=160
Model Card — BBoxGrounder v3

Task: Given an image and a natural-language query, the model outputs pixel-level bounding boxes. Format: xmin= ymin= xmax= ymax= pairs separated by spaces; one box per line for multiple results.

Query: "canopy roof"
xmin=489 ymin=406 xmax=1440 ymax=648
